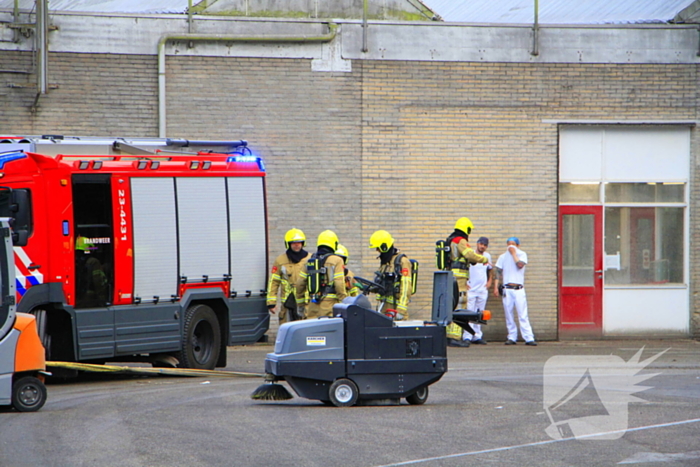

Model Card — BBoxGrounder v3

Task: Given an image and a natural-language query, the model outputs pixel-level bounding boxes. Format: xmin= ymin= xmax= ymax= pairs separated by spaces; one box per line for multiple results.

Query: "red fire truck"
xmin=0 ymin=135 xmax=269 ymax=369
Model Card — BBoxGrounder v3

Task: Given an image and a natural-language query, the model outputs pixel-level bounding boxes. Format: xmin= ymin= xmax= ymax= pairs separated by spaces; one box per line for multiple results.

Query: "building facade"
xmin=1 ymin=11 xmax=698 ymax=339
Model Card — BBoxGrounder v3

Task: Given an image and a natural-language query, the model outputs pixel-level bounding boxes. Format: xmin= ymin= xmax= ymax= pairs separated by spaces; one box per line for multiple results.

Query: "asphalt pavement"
xmin=1 ymin=339 xmax=699 ymax=467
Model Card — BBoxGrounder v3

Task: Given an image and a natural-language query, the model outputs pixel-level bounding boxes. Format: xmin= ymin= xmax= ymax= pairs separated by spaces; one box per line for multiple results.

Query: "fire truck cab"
xmin=0 ymin=135 xmax=270 ymax=369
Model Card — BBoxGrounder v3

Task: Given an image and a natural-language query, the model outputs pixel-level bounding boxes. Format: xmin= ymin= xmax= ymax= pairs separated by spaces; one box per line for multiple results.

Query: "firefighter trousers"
xmin=446 ymin=280 xmax=469 ymax=341
xmin=305 ymin=298 xmax=338 ymax=319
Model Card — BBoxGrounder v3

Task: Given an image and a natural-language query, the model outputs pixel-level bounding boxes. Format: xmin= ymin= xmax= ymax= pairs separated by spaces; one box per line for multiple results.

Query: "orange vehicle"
xmin=0 ymin=216 xmax=48 ymax=412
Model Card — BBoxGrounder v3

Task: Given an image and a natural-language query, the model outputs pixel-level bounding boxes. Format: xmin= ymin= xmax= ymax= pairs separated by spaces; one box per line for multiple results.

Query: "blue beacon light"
xmin=227 ymin=154 xmax=265 ymax=172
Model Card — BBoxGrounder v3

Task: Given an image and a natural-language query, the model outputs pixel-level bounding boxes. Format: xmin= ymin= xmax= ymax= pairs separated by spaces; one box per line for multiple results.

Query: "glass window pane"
xmin=562 ymin=214 xmax=594 ymax=286
xmin=604 ymin=183 xmax=684 ymax=203
xmin=604 ymin=207 xmax=684 ymax=285
xmin=560 ymin=183 xmax=600 ymax=203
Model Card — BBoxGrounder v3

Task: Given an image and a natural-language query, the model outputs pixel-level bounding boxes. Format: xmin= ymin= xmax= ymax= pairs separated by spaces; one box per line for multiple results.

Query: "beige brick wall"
xmin=1 ymin=51 xmax=697 ymax=339
xmin=360 ymin=60 xmax=697 ymax=340
xmin=1 ymin=51 xmax=158 ymax=135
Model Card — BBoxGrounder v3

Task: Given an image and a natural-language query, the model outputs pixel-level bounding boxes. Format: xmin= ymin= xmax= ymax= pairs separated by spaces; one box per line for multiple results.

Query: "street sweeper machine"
xmin=252 ymin=270 xmax=490 ymax=406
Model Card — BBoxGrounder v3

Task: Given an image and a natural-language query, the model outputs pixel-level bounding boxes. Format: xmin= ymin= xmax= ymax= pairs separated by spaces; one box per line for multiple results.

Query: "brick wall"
xmin=166 ymin=56 xmax=365 ymax=336
xmin=0 ymin=51 xmax=158 ymax=135
xmin=360 ymin=61 xmax=697 ymax=340
xmin=1 ymin=50 xmax=697 ymax=339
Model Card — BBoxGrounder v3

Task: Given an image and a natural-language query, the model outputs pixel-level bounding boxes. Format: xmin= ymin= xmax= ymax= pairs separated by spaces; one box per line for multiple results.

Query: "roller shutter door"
xmin=227 ymin=177 xmax=266 ymax=295
xmin=176 ymin=177 xmax=229 ymax=282
xmin=131 ymin=178 xmax=178 ymax=302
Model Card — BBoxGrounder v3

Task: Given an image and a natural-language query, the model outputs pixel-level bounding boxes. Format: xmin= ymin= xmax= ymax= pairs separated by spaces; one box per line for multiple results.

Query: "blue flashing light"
xmin=0 ymin=151 xmax=27 ymax=169
xmin=227 ymin=154 xmax=266 ymax=172
xmin=233 ymin=155 xmax=257 ymax=163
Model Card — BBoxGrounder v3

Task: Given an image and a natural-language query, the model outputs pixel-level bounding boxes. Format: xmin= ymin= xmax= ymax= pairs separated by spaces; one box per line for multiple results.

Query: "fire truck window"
xmin=10 ymin=189 xmax=32 ymax=232
xmin=0 ymin=188 xmax=32 ymax=246
xmin=0 ymin=188 xmax=11 ymax=215
xmin=73 ymin=175 xmax=114 ymax=308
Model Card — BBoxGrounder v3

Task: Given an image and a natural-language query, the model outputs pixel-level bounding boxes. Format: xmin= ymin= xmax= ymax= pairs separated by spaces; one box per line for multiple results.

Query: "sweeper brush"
xmin=250 ymin=376 xmax=293 ymax=401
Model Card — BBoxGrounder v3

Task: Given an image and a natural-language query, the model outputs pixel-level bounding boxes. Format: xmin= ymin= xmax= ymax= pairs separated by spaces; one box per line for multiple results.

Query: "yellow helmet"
xmin=369 ymin=230 xmax=394 ymax=253
xmin=335 ymin=244 xmax=349 ymax=264
xmin=75 ymin=235 xmax=94 ymax=253
xmin=317 ymin=230 xmax=339 ymax=250
xmin=454 ymin=217 xmax=474 ymax=235
xmin=284 ymin=228 xmax=306 ymax=249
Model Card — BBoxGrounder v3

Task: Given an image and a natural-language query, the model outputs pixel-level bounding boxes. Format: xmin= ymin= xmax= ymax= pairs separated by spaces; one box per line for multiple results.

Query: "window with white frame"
xmin=603 ymin=183 xmax=684 ymax=285
xmin=559 ymin=125 xmax=689 ymax=288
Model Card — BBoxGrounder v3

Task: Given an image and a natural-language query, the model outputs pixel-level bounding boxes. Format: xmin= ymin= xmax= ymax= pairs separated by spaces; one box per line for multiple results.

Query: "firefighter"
xmin=296 ymin=230 xmax=347 ymax=319
xmin=75 ymin=235 xmax=108 ymax=307
xmin=335 ymin=244 xmax=360 ymax=297
xmin=444 ymin=217 xmax=489 ymax=347
xmin=368 ymin=230 xmax=412 ymax=320
xmin=267 ymin=228 xmax=311 ymax=322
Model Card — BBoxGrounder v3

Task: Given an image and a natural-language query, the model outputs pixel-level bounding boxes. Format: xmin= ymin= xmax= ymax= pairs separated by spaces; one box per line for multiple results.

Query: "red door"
xmin=558 ymin=205 xmax=603 ymax=338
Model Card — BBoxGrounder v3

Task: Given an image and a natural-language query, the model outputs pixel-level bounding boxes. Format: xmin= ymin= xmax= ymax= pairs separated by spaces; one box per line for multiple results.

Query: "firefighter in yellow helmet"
xmin=444 ymin=217 xmax=489 ymax=347
xmin=335 ymin=244 xmax=360 ymax=297
xmin=295 ymin=230 xmax=347 ymax=319
xmin=266 ymin=228 xmax=311 ymax=322
xmin=74 ymin=234 xmax=108 ymax=307
xmin=368 ymin=230 xmax=413 ymax=320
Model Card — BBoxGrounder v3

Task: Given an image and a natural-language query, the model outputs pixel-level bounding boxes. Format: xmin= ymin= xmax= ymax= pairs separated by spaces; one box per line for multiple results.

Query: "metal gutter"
xmin=157 ymin=21 xmax=337 ymax=137
xmin=542 ymin=119 xmax=697 ymax=125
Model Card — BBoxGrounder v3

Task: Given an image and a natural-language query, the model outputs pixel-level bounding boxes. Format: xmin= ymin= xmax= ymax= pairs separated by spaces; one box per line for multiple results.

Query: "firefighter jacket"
xmin=376 ymin=253 xmax=412 ymax=317
xmin=266 ymin=251 xmax=311 ymax=308
xmin=345 ymin=268 xmax=360 ymax=297
xmin=450 ymin=237 xmax=488 ymax=286
xmin=446 ymin=237 xmax=486 ymax=340
xmin=295 ymin=253 xmax=348 ymax=319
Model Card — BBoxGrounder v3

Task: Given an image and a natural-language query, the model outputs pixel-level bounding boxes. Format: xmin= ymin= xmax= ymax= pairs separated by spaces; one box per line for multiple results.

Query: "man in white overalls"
xmin=494 ymin=237 xmax=537 ymax=346
xmin=466 ymin=237 xmax=492 ymax=344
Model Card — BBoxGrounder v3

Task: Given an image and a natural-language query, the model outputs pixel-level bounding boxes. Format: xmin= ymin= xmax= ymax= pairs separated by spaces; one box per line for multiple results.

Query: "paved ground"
xmin=1 ymin=339 xmax=699 ymax=467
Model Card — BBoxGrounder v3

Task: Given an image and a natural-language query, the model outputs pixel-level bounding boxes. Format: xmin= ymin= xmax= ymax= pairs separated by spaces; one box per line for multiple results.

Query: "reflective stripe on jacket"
xmin=266 ymin=251 xmax=311 ymax=306
xmin=377 ymin=253 xmax=412 ymax=313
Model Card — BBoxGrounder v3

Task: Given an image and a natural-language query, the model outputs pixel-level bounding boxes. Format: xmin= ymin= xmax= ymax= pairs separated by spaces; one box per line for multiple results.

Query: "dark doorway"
xmin=73 ymin=174 xmax=114 ymax=308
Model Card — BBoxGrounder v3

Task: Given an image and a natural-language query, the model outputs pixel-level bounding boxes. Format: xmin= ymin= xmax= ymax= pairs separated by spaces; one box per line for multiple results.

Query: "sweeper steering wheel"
xmin=329 ymin=378 xmax=359 ymax=407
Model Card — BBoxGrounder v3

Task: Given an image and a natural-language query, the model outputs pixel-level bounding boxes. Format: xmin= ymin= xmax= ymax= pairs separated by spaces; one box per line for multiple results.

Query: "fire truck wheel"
xmin=329 ymin=378 xmax=359 ymax=407
xmin=31 ymin=309 xmax=52 ymax=360
xmin=177 ymin=304 xmax=221 ymax=370
xmin=406 ymin=386 xmax=429 ymax=405
xmin=12 ymin=376 xmax=47 ymax=412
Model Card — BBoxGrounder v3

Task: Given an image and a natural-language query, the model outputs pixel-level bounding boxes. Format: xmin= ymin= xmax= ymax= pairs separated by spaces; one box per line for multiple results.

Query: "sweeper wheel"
xmin=329 ymin=378 xmax=359 ymax=407
xmin=406 ymin=386 xmax=429 ymax=405
xmin=12 ymin=376 xmax=47 ymax=412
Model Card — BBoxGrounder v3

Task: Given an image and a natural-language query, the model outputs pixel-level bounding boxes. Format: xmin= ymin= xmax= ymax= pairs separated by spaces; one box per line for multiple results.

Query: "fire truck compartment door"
xmin=131 ymin=178 xmax=178 ymax=302
xmin=227 ymin=177 xmax=266 ymax=295
xmin=176 ymin=178 xmax=228 ymax=281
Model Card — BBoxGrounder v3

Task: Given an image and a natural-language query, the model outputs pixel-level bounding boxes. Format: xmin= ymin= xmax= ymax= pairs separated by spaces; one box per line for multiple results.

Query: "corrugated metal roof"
xmin=2 ymin=0 xmax=696 ymax=24
xmin=0 ymin=0 xmax=189 ymax=14
xmin=421 ymin=0 xmax=697 ymax=24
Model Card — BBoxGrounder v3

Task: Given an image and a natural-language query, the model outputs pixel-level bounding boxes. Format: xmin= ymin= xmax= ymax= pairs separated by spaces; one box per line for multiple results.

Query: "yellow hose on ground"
xmin=47 ymin=361 xmax=264 ymax=378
